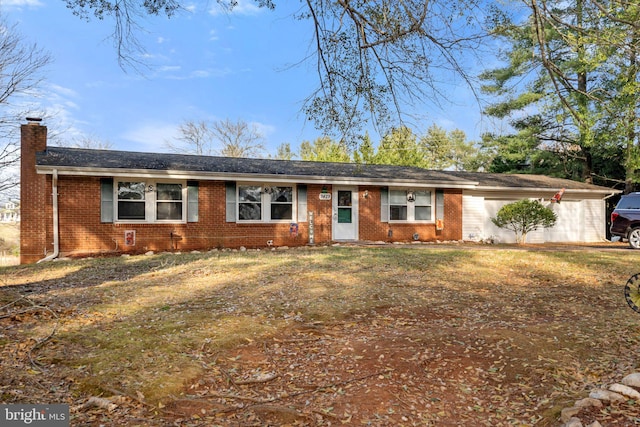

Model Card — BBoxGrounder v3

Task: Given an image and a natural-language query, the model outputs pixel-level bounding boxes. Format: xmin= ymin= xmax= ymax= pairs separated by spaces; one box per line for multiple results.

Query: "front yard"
xmin=1 ymin=244 xmax=639 ymax=426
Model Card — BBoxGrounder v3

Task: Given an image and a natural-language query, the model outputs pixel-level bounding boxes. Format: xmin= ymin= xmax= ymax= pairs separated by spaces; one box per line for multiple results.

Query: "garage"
xmin=454 ymin=171 xmax=617 ymax=244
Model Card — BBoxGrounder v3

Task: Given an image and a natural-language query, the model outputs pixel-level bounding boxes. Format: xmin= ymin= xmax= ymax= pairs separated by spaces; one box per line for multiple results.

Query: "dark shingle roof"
xmin=36 ymin=147 xmax=472 ymax=185
xmin=35 ymin=146 xmax=618 ymax=193
xmin=447 ymin=171 xmax=611 ymax=191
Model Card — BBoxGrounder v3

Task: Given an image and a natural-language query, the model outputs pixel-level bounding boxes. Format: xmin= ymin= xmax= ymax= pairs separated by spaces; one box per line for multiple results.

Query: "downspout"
xmin=37 ymin=169 xmax=59 ymax=263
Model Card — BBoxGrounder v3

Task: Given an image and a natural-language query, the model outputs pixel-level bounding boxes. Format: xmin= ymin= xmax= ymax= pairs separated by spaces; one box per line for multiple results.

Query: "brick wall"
xmin=51 ymin=179 xmax=315 ymax=256
xmin=359 ymin=186 xmax=463 ymax=242
xmin=19 ymin=123 xmax=464 ymax=262
xmin=20 ymin=122 xmax=49 ymax=264
xmin=26 ymin=178 xmax=462 ymax=260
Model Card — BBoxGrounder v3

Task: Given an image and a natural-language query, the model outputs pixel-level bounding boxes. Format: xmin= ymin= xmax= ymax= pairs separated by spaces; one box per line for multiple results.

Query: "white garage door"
xmin=466 ymin=195 xmax=604 ymax=244
xmin=545 ymin=201 xmax=583 ymax=242
xmin=483 ymin=199 xmax=545 ymax=244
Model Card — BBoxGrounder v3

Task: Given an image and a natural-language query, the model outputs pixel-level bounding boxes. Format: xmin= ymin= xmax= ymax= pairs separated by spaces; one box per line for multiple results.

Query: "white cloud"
xmin=183 ymin=3 xmax=197 ymax=13
xmin=208 ymin=0 xmax=265 ymax=16
xmin=251 ymin=121 xmax=276 ymax=138
xmin=3 ymin=0 xmax=44 ymax=8
xmin=121 ymin=122 xmax=181 ymax=152
xmin=195 ymin=67 xmax=232 ymax=78
xmin=189 ymin=70 xmax=211 ymax=78
xmin=31 ymin=83 xmax=94 ymax=146
xmin=39 ymin=85 xmax=80 ymax=126
xmin=49 ymin=84 xmax=79 ymax=99
xmin=158 ymin=67 xmax=232 ymax=80
xmin=158 ymin=65 xmax=182 ymax=73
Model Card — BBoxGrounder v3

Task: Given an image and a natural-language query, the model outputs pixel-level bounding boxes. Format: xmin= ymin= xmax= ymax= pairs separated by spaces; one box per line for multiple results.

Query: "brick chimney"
xmin=20 ymin=118 xmax=49 ymax=264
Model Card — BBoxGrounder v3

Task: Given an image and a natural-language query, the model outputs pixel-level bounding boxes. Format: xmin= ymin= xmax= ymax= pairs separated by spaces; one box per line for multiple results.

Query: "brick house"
xmin=20 ymin=119 xmax=619 ymax=263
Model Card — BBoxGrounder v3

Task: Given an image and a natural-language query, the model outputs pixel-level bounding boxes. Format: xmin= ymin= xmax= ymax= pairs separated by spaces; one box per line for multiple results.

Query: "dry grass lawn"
xmin=1 ymin=244 xmax=640 ymax=426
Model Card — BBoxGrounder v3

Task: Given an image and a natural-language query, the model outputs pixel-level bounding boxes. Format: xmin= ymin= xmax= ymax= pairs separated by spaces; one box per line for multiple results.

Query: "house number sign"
xmin=319 ymin=193 xmax=331 ymax=200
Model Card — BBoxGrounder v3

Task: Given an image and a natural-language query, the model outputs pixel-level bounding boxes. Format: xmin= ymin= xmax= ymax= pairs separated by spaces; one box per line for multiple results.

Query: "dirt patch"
xmin=167 ymin=315 xmax=507 ymax=426
xmin=164 ymin=306 xmax=639 ymax=426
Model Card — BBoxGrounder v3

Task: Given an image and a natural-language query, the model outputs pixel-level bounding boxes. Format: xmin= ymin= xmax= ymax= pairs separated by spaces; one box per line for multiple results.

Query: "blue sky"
xmin=5 ymin=0 xmax=492 ymax=156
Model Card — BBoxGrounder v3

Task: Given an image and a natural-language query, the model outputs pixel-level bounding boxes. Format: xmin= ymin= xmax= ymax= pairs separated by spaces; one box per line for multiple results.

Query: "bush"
xmin=491 ymin=199 xmax=557 ymax=244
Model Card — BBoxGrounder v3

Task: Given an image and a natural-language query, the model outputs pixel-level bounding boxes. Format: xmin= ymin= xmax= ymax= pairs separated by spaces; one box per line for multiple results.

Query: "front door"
xmin=332 ymin=187 xmax=358 ymax=241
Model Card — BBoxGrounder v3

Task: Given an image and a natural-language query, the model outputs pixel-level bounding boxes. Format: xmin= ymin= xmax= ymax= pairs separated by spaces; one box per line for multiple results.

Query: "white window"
xmin=156 ymin=183 xmax=183 ymax=221
xmin=237 ymin=185 xmax=294 ymax=222
xmin=238 ymin=186 xmax=262 ymax=221
xmin=389 ymin=189 xmax=433 ymax=222
xmin=115 ymin=180 xmax=186 ymax=223
xmin=117 ymin=181 xmax=146 ymax=220
xmin=389 ymin=190 xmax=408 ymax=221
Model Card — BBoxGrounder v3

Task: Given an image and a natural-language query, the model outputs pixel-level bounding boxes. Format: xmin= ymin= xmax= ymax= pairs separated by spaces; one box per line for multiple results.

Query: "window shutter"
xmin=187 ymin=181 xmax=199 ymax=222
xmin=297 ymin=185 xmax=307 ymax=222
xmin=225 ymin=181 xmax=236 ymax=222
xmin=436 ymin=189 xmax=444 ymax=220
xmin=380 ymin=187 xmax=389 ymax=222
xmin=100 ymin=178 xmax=114 ymax=223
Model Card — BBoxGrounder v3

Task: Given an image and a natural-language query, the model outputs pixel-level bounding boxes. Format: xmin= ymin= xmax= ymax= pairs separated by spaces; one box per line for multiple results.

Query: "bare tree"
xmin=213 ymin=119 xmax=265 ymax=158
xmin=0 ymin=15 xmax=51 ymax=198
xmin=74 ymin=137 xmax=114 ymax=150
xmin=164 ymin=120 xmax=216 ymax=155
xmin=167 ymin=118 xmax=266 ymax=158
xmin=63 ymin=0 xmax=488 ymax=141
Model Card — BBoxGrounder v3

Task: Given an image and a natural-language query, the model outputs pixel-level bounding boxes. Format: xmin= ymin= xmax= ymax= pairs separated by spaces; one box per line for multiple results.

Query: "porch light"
xmin=407 ymin=191 xmax=415 ymax=202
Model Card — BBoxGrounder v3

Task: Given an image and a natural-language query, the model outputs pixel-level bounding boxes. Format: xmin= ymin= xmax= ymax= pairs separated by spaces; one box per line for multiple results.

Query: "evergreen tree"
xmin=273 ymin=142 xmax=295 ymax=160
xmin=352 ymin=133 xmax=376 ymax=164
xmin=373 ymin=127 xmax=425 ymax=168
xmin=481 ymin=0 xmax=639 ymax=190
xmin=299 ymin=137 xmax=351 ymax=163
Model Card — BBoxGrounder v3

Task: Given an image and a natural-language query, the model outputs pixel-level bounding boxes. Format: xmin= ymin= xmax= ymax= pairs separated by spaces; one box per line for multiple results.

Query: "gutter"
xmin=37 ymin=169 xmax=59 ymax=263
xmin=35 ymin=166 xmax=479 ymax=190
xmin=604 ymin=192 xmax=620 ymax=200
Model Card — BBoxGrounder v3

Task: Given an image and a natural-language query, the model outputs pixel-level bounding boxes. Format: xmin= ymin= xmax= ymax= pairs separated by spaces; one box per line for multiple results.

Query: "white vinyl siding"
xmin=545 ymin=199 xmax=605 ymax=243
xmin=544 ymin=201 xmax=583 ymax=242
xmin=463 ymin=192 xmax=608 ymax=244
xmin=462 ymin=194 xmax=484 ymax=241
xmin=582 ymin=199 xmax=606 ymax=242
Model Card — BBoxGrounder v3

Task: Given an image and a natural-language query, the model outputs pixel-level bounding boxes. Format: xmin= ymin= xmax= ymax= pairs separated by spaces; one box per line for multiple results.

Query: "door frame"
xmin=332 ymin=186 xmax=359 ymax=241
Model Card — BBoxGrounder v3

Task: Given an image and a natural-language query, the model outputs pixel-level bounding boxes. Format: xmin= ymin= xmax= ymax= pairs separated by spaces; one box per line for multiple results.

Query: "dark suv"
xmin=611 ymin=192 xmax=640 ymax=248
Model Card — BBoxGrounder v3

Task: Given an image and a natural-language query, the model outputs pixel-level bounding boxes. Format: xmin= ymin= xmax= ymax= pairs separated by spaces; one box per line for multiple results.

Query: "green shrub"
xmin=491 ymin=199 xmax=557 ymax=244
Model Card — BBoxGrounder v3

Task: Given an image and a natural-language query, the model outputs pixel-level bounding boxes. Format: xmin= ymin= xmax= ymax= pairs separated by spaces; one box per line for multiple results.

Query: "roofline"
xmin=35 ymin=165 xmax=480 ymax=189
xmin=35 ymin=164 xmax=621 ymax=194
xmin=469 ymin=185 xmax=621 ymax=195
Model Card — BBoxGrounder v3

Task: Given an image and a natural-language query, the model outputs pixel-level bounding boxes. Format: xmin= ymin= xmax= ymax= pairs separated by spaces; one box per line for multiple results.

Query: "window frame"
xmin=388 ymin=188 xmax=435 ymax=223
xmin=236 ymin=183 xmax=296 ymax=223
xmin=114 ymin=179 xmax=187 ymax=224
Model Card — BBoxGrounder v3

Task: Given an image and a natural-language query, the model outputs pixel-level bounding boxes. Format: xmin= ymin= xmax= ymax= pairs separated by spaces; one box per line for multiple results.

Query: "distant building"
xmin=1 ymin=200 xmax=20 ymax=223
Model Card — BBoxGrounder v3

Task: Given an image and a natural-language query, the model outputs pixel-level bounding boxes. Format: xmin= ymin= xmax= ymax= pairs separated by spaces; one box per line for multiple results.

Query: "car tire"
xmin=629 ymin=228 xmax=640 ymax=249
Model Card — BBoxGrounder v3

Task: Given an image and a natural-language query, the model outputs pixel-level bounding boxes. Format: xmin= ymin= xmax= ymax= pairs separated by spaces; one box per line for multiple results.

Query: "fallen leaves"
xmin=1 ymin=245 xmax=640 ymax=426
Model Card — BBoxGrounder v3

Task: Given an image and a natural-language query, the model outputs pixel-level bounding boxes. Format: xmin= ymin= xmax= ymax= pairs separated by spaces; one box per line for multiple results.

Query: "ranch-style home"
xmin=20 ymin=119 xmax=620 ymax=264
